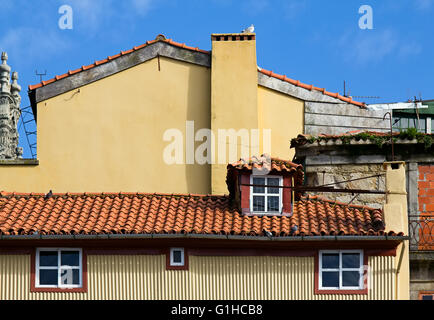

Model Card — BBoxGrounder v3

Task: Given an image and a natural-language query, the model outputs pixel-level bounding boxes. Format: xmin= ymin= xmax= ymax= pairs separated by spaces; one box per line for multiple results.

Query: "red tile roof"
xmin=258 ymin=68 xmax=366 ymax=108
xmin=227 ymin=156 xmax=302 ymax=173
xmin=28 ymin=37 xmax=210 ymax=91
xmin=0 ymin=192 xmax=401 ymax=237
xmin=226 ymin=157 xmax=304 ymax=199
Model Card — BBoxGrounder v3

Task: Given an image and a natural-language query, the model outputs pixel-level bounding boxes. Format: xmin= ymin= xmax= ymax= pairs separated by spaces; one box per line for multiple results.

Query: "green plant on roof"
xmin=305 ymin=129 xmax=434 ymax=151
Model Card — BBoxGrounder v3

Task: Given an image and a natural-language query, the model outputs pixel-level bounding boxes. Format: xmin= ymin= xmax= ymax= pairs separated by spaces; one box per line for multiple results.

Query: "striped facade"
xmin=0 ymin=254 xmax=396 ymax=300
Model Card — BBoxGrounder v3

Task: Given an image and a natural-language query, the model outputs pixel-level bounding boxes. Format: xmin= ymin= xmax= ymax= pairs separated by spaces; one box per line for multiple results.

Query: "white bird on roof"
xmin=242 ymin=24 xmax=255 ymax=33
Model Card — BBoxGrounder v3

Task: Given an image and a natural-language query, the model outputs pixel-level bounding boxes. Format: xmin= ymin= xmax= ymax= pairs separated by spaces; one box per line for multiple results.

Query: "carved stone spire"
xmin=0 ymin=52 xmax=23 ymax=159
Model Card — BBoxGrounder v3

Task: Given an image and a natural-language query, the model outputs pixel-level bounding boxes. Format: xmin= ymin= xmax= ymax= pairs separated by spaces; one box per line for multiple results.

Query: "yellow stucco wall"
xmin=0 ymin=254 xmax=398 ymax=300
xmin=210 ymin=36 xmax=259 ymax=194
xmin=0 ymin=57 xmax=212 ymax=194
xmin=0 ymin=53 xmax=304 ymax=195
xmin=258 ymin=85 xmax=304 ymax=161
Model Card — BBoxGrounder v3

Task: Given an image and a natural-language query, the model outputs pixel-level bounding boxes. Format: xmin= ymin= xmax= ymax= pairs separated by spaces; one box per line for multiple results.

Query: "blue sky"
xmin=0 ymin=0 xmax=433 ymax=158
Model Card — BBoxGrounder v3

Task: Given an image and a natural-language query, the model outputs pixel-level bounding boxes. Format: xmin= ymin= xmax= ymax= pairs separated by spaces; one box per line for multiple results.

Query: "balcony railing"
xmin=409 ymin=215 xmax=434 ymax=251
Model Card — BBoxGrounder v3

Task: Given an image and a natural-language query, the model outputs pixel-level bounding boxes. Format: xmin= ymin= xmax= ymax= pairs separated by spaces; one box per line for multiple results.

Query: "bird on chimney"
xmin=242 ymin=24 xmax=255 ymax=33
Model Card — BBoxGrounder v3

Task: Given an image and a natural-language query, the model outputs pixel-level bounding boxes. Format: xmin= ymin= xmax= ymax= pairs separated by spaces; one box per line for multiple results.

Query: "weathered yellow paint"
xmin=210 ymin=35 xmax=259 ymax=194
xmin=382 ymin=162 xmax=410 ymax=300
xmin=258 ymin=85 xmax=304 ymax=161
xmin=0 ymin=34 xmax=306 ymax=196
xmin=0 ymin=254 xmax=398 ymax=300
xmin=0 ymin=57 xmax=211 ymax=194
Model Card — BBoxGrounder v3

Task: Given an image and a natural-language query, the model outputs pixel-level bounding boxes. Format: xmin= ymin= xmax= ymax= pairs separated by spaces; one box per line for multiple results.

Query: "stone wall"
xmin=305 ymin=163 xmax=386 ymax=209
xmin=410 ymin=255 xmax=434 ymax=300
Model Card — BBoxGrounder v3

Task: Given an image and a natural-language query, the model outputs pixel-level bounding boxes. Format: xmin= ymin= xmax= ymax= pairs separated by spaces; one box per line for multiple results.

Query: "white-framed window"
xmin=319 ymin=250 xmax=364 ymax=290
xmin=36 ymin=248 xmax=82 ymax=288
xmin=170 ymin=248 xmax=185 ymax=266
xmin=250 ymin=175 xmax=283 ymax=214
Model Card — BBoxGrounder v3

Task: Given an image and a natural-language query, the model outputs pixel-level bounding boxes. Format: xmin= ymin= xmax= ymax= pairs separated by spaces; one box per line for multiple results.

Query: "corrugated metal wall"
xmin=0 ymin=254 xmax=395 ymax=300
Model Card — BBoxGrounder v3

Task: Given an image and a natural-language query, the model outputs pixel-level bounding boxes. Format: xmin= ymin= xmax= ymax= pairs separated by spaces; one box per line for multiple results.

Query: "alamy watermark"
xmin=359 ymin=5 xmax=373 ymax=30
xmin=59 ymin=4 xmax=73 ymax=30
xmin=163 ymin=121 xmax=272 ymax=175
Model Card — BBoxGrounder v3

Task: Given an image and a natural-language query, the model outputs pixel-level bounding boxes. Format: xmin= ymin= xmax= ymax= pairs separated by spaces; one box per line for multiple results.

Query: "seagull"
xmin=242 ymin=24 xmax=255 ymax=33
xmin=263 ymin=229 xmax=273 ymax=239
xmin=44 ymin=190 xmax=53 ymax=200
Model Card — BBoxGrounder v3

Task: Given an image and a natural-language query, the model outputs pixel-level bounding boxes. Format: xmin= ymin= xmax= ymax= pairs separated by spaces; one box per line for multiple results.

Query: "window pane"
xmin=267 ymin=178 xmax=280 ymax=194
xmin=342 ymin=253 xmax=360 ymax=269
xmin=172 ymin=250 xmax=182 ymax=263
xmin=39 ymin=269 xmax=58 ymax=286
xmin=39 ymin=251 xmax=58 ymax=267
xmin=342 ymin=271 xmax=360 ymax=287
xmin=61 ymin=251 xmax=80 ymax=267
xmin=253 ymin=178 xmax=265 ymax=193
xmin=322 ymin=254 xmax=339 ymax=269
xmin=267 ymin=196 xmax=280 ymax=212
xmin=60 ymin=269 xmax=80 ymax=285
xmin=253 ymin=196 xmax=265 ymax=212
xmin=322 ymin=271 xmax=339 ymax=288
xmin=422 ymin=295 xmax=433 ymax=300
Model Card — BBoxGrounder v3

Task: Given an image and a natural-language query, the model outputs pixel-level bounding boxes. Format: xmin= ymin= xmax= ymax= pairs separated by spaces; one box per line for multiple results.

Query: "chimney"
xmin=382 ymin=161 xmax=408 ymax=235
xmin=210 ymin=33 xmax=259 ymax=194
xmin=383 ymin=161 xmax=409 ymax=300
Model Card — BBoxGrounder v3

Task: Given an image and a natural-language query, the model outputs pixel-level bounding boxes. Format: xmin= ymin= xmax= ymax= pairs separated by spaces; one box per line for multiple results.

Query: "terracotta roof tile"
xmin=28 ymin=37 xmax=211 ymax=91
xmin=258 ymin=67 xmax=366 ymax=108
xmin=0 ymin=192 xmax=400 ymax=237
xmin=28 ymin=35 xmax=365 ymax=111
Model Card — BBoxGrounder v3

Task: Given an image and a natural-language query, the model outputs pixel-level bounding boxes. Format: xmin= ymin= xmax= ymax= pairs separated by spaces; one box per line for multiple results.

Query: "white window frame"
xmin=250 ymin=175 xmax=283 ymax=214
xmin=35 ymin=248 xmax=83 ymax=289
xmin=319 ymin=250 xmax=364 ymax=291
xmin=170 ymin=248 xmax=185 ymax=267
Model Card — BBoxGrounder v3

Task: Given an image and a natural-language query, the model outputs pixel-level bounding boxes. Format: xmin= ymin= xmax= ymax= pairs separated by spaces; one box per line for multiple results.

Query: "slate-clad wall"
xmin=305 ymin=102 xmax=390 ymax=136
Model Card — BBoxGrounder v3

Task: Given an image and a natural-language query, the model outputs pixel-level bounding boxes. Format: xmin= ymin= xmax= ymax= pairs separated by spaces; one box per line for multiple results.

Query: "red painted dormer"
xmin=226 ymin=155 xmax=304 ymax=216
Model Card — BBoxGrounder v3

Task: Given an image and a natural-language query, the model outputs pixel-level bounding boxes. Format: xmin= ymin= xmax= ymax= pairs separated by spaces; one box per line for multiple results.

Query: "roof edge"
xmin=258 ymin=67 xmax=366 ymax=108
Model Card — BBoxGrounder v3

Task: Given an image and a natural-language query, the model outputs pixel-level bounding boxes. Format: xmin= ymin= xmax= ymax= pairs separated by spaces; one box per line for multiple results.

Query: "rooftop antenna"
xmin=343 ymin=81 xmax=381 ymax=100
xmin=383 ymin=112 xmax=395 ymax=161
xmin=35 ymin=70 xmax=47 ymax=82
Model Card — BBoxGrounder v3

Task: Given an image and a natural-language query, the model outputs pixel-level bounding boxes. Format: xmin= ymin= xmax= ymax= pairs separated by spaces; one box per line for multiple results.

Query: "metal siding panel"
xmin=0 ymin=254 xmax=396 ymax=300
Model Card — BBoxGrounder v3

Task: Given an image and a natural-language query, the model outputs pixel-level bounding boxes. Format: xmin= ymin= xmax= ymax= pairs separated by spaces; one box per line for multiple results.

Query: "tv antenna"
xmin=35 ymin=70 xmax=47 ymax=82
xmin=343 ymin=80 xmax=381 ymax=99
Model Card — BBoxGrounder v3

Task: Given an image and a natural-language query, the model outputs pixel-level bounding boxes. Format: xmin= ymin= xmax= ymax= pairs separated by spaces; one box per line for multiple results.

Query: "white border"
xmin=319 ymin=250 xmax=364 ymax=290
xmin=169 ymin=248 xmax=185 ymax=266
xmin=35 ymin=248 xmax=83 ymax=289
xmin=250 ymin=175 xmax=283 ymax=214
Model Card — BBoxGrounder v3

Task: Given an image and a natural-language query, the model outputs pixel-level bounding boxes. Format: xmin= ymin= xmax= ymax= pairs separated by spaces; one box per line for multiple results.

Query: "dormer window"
xmin=250 ymin=175 xmax=283 ymax=214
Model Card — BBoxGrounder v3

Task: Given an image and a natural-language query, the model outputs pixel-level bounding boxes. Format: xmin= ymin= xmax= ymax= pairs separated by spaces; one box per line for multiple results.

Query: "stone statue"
xmin=0 ymin=52 xmax=23 ymax=159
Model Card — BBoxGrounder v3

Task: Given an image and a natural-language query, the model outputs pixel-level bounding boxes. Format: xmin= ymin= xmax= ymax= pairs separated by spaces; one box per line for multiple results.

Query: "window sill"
xmin=314 ymin=288 xmax=368 ymax=295
xmin=30 ymin=287 xmax=87 ymax=293
xmin=243 ymin=212 xmax=293 ymax=217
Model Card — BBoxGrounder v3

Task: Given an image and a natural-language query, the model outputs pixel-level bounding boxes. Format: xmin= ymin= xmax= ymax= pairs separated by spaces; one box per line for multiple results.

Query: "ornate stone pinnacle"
xmin=1 ymin=52 xmax=8 ymax=63
xmin=0 ymin=52 xmax=22 ymax=160
xmin=11 ymin=71 xmax=21 ymax=93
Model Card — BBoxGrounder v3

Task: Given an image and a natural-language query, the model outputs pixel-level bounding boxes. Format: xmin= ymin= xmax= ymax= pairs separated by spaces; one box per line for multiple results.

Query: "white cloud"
xmin=338 ymin=29 xmax=421 ymax=65
xmin=57 ymin=0 xmax=156 ymax=35
xmin=0 ymin=27 xmax=70 ymax=63
xmin=415 ymin=0 xmax=433 ymax=10
xmin=283 ymin=0 xmax=307 ymax=19
xmin=132 ymin=0 xmax=153 ymax=16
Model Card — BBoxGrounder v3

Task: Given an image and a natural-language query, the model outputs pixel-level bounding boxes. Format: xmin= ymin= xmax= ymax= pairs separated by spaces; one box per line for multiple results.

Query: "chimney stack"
xmin=382 ymin=161 xmax=408 ymax=235
xmin=383 ymin=161 xmax=409 ymax=300
xmin=210 ymin=33 xmax=259 ymax=194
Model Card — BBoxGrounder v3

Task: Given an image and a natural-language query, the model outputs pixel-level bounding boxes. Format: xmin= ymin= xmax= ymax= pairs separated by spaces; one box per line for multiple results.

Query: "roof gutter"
xmin=0 ymin=234 xmax=409 ymax=241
